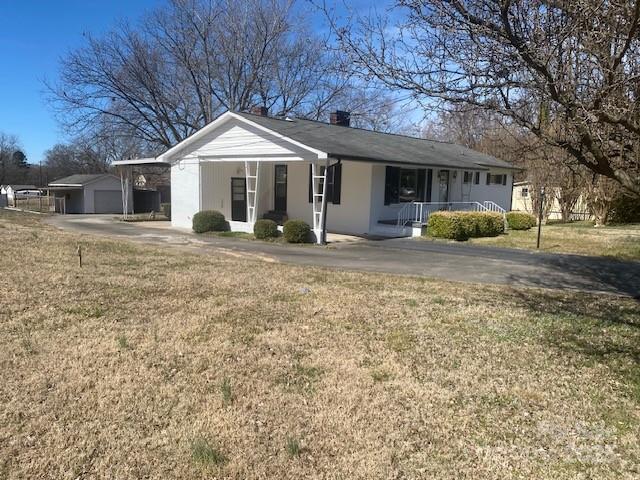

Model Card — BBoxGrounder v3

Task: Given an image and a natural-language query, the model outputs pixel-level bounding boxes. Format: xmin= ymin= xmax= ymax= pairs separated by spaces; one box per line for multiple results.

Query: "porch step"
xmin=371 ymin=223 xmax=414 ymax=238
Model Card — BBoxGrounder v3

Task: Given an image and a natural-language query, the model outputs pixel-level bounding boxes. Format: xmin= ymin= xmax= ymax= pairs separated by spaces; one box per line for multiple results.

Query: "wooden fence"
xmin=14 ymin=195 xmax=55 ymax=213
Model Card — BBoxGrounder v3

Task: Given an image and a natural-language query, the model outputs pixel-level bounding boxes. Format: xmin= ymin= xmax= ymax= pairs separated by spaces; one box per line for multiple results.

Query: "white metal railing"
xmin=396 ymin=201 xmax=508 ymax=227
xmin=482 ymin=200 xmax=506 ymax=213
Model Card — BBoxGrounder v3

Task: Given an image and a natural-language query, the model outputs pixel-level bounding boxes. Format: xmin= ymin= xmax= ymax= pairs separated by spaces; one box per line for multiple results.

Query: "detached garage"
xmin=48 ymin=174 xmax=132 ymax=214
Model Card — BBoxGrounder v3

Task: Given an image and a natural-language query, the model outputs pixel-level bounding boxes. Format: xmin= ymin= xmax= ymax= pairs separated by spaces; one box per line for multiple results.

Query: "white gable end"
xmin=170 ymin=117 xmax=319 ymax=162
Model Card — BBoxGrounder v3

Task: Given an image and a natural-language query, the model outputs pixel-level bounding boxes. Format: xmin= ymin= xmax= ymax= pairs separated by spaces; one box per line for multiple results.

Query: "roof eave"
xmin=327 ymin=153 xmax=491 ymax=170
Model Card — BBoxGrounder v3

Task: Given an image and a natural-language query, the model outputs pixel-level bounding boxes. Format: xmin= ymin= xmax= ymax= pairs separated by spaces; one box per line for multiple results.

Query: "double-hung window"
xmin=486 ymin=173 xmax=507 ymax=185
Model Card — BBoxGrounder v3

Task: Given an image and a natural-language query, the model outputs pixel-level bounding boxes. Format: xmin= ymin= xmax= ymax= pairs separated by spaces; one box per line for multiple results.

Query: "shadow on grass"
xmin=504 ymin=288 xmax=640 ymax=328
xmin=505 ymin=252 xmax=640 ymax=299
xmin=503 ymin=288 xmax=640 ymax=399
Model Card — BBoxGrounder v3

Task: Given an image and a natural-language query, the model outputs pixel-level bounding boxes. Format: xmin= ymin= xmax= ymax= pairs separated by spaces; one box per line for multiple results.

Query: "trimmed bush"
xmin=160 ymin=202 xmax=171 ymax=219
xmin=283 ymin=219 xmax=311 ymax=243
xmin=254 ymin=219 xmax=278 ymax=239
xmin=610 ymin=193 xmax=640 ymax=224
xmin=427 ymin=211 xmax=504 ymax=241
xmin=192 ymin=210 xmax=229 ymax=233
xmin=506 ymin=211 xmax=537 ymax=230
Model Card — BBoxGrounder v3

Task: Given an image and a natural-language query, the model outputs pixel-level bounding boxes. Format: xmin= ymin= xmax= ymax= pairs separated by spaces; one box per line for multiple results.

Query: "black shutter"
xmin=331 ymin=163 xmax=342 ymax=204
xmin=310 ymin=164 xmax=341 ymax=204
xmin=486 ymin=173 xmax=490 ymax=185
xmin=502 ymin=174 xmax=507 ymax=185
xmin=474 ymin=172 xmax=480 ymax=184
xmin=325 ymin=166 xmax=334 ymax=202
xmin=417 ymin=169 xmax=426 ymax=202
xmin=384 ymin=166 xmax=400 ymax=205
xmin=426 ymin=169 xmax=433 ymax=201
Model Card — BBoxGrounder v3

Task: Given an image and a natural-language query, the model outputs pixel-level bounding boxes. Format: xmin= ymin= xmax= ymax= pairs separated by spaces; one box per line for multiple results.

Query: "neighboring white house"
xmin=0 ymin=184 xmax=38 ymax=206
xmin=48 ymin=174 xmax=132 ymax=214
xmin=512 ymin=181 xmax=592 ymax=221
xmin=114 ymin=109 xmax=518 ymax=242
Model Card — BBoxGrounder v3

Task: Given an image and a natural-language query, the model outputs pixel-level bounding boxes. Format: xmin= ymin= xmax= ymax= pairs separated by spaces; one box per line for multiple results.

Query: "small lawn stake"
xmin=77 ymin=245 xmax=82 ymax=268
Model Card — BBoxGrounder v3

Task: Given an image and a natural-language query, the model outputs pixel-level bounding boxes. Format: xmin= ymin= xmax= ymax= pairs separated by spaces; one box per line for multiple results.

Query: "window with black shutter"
xmin=384 ymin=166 xmax=400 ymax=205
xmin=331 ymin=163 xmax=342 ymax=204
xmin=416 ymin=169 xmax=426 ymax=202
xmin=385 ymin=167 xmax=430 ymax=204
xmin=308 ymin=163 xmax=342 ymax=204
xmin=474 ymin=172 xmax=480 ymax=184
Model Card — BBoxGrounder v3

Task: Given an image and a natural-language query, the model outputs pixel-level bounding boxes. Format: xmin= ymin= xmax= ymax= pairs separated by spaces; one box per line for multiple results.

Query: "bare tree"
xmin=585 ymin=176 xmax=619 ymax=226
xmin=44 ymin=141 xmax=111 ymax=181
xmin=48 ymin=0 xmax=355 ymax=151
xmin=324 ymin=0 xmax=640 ymax=195
xmin=0 ymin=133 xmax=29 ymax=185
xmin=554 ymin=165 xmax=585 ymax=222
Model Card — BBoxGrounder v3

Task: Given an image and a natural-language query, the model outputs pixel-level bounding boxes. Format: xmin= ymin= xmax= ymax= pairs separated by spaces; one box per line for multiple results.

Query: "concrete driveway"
xmin=45 ymin=215 xmax=640 ymax=298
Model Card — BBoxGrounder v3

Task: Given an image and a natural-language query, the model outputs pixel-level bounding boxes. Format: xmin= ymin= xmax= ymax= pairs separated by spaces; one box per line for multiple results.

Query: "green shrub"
xmin=426 ymin=211 xmax=504 ymax=241
xmin=506 ymin=211 xmax=537 ymax=230
xmin=254 ymin=219 xmax=278 ymax=239
xmin=283 ymin=220 xmax=311 ymax=243
xmin=160 ymin=202 xmax=171 ymax=219
xmin=609 ymin=193 xmax=640 ymax=224
xmin=192 ymin=210 xmax=229 ymax=233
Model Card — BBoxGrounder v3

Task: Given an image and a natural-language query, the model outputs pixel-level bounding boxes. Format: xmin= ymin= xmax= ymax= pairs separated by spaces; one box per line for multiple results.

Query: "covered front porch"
xmin=196 ymin=159 xmax=343 ymax=244
xmin=195 ymin=159 xmax=510 ymax=240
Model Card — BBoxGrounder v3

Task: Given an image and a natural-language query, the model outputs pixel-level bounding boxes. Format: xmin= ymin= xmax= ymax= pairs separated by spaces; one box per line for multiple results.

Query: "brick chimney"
xmin=251 ymin=106 xmax=268 ymax=116
xmin=330 ymin=110 xmax=351 ymax=127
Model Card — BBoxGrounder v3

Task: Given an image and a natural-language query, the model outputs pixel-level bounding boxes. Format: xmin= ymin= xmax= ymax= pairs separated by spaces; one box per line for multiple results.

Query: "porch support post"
xmin=244 ymin=160 xmax=260 ymax=228
xmin=311 ymin=159 xmax=329 ymax=245
xmin=119 ymin=166 xmax=131 ymax=220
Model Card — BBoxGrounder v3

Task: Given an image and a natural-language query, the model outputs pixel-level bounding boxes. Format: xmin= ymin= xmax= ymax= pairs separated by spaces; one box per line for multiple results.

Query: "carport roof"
xmin=48 ymin=174 xmax=118 ymax=187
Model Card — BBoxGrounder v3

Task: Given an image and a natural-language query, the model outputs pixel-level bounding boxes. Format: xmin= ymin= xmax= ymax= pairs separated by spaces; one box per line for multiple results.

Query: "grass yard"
xmin=1 ymin=209 xmax=639 ymax=479
xmin=468 ymin=221 xmax=640 ymax=260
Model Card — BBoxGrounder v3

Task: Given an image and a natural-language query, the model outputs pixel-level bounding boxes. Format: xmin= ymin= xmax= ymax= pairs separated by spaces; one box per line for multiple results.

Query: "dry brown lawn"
xmin=1 ymin=210 xmax=639 ymax=479
xmin=466 ymin=221 xmax=640 ymax=260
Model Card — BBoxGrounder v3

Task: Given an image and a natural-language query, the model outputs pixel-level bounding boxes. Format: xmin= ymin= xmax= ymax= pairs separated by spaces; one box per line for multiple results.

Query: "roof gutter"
xmin=327 ymin=153 xmax=491 ymax=171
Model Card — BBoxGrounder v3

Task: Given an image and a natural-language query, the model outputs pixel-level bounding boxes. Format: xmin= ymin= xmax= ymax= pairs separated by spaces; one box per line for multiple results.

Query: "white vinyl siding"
xmin=173 ymin=120 xmax=317 ymax=162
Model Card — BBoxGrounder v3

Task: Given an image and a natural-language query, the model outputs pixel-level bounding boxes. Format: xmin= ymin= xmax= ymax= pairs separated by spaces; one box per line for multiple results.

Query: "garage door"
xmin=93 ymin=190 xmax=122 ymax=214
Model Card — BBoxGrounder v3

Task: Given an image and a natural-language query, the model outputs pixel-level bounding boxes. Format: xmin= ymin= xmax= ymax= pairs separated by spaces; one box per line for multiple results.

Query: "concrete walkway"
xmin=45 ymin=215 xmax=640 ymax=298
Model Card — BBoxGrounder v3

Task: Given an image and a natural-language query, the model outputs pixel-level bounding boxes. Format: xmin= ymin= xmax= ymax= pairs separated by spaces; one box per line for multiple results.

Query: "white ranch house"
xmin=115 ymin=109 xmax=517 ymax=242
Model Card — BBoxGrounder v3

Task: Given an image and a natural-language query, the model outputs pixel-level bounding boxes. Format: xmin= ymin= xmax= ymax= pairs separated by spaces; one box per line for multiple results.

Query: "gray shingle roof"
xmin=236 ymin=112 xmax=516 ymax=170
xmin=48 ymin=174 xmax=117 ymax=186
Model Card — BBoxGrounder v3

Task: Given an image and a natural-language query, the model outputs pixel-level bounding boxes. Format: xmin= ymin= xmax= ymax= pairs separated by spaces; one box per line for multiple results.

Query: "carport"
xmin=48 ymin=174 xmax=133 ymax=214
xmin=113 ymin=158 xmax=171 ymax=219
